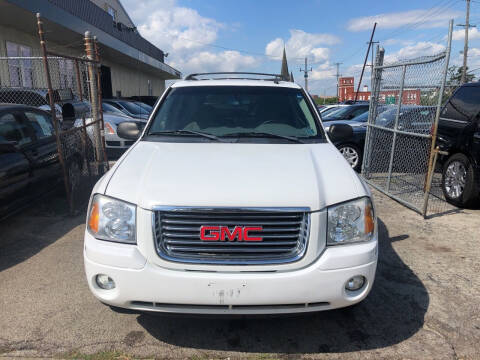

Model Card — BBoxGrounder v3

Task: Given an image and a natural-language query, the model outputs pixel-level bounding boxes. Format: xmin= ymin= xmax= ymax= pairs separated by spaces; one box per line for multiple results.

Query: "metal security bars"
xmin=362 ymin=20 xmax=454 ymax=217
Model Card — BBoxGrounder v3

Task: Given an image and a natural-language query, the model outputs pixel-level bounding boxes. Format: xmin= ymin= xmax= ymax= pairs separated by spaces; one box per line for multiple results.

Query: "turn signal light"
xmin=365 ymin=202 xmax=375 ymax=235
xmin=88 ymin=202 xmax=99 ymax=233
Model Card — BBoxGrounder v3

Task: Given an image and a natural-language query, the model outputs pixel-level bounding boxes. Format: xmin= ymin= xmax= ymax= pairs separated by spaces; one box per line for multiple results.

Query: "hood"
xmin=105 ymin=141 xmax=366 ymax=211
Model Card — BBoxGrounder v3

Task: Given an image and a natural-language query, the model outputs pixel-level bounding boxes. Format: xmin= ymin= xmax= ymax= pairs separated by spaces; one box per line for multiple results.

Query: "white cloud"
xmin=121 ymin=0 xmax=260 ymax=75
xmin=347 ymin=8 xmax=460 ymax=32
xmin=451 ymin=27 xmax=480 ymax=41
xmin=170 ymin=50 xmax=256 ymax=73
xmin=384 ymin=41 xmax=446 ymax=63
xmin=383 ymin=39 xmax=415 ymax=46
xmin=265 ymin=29 xmax=339 ymax=63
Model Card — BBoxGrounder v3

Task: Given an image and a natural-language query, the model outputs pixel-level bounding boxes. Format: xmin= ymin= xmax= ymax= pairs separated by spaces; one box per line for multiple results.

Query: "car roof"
xmin=0 ymin=103 xmax=43 ymax=112
xmin=171 ymin=79 xmax=302 ymax=89
xmin=462 ymin=81 xmax=480 ymax=87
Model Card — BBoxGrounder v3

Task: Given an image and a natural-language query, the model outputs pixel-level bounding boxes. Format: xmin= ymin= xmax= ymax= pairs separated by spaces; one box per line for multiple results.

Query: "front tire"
xmin=338 ymin=144 xmax=362 ymax=172
xmin=442 ymin=153 xmax=479 ymax=207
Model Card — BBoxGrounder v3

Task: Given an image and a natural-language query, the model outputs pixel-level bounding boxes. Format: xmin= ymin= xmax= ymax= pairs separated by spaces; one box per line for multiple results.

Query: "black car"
xmin=322 ymin=104 xmax=369 ymax=122
xmin=437 ymin=82 xmax=480 ymax=207
xmin=0 ymin=104 xmax=85 ymax=219
xmin=324 ymin=111 xmax=369 ymax=171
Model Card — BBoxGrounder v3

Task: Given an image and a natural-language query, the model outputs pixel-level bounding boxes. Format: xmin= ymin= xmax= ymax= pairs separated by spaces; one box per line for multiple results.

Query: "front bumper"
xmin=84 ymin=233 xmax=378 ymax=315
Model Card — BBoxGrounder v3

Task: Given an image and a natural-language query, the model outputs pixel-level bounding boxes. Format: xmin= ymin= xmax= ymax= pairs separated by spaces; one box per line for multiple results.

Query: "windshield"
xmin=102 ymin=102 xmax=127 ymax=116
xmin=351 ymin=111 xmax=369 ymax=122
xmin=320 ymin=106 xmax=339 ymax=115
xmin=118 ymin=101 xmax=149 ymax=115
xmin=147 ymin=86 xmax=322 ymax=139
xmin=136 ymin=102 xmax=153 ymax=112
xmin=323 ymin=106 xmax=368 ymax=120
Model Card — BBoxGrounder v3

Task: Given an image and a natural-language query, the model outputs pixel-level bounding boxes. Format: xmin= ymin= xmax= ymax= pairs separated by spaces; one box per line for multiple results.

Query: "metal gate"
xmin=362 ymin=21 xmax=454 ymax=217
xmin=36 ymin=14 xmax=109 ymax=213
xmin=0 ymin=13 xmax=108 ymax=214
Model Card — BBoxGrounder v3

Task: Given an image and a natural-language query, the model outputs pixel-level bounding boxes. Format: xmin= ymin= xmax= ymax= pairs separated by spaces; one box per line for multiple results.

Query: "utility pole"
xmin=355 ymin=22 xmax=377 ymax=103
xmin=458 ymin=0 xmax=474 ymax=83
xmin=299 ymin=57 xmax=312 ymax=92
xmin=334 ymin=62 xmax=342 ymax=101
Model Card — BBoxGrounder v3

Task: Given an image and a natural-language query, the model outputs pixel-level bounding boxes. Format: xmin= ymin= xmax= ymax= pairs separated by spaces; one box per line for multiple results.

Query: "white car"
xmin=84 ymin=73 xmax=378 ymax=315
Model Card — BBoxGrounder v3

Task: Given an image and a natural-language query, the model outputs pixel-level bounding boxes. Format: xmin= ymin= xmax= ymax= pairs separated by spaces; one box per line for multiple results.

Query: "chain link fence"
xmin=0 ymin=15 xmax=108 ymax=214
xmin=362 ymin=21 xmax=455 ymax=217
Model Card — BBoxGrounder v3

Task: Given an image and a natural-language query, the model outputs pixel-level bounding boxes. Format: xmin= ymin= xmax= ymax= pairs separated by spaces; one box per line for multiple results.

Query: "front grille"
xmin=153 ymin=208 xmax=310 ymax=265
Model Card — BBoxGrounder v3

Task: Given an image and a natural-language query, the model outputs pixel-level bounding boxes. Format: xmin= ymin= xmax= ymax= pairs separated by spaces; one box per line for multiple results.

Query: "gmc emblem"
xmin=200 ymin=225 xmax=263 ymax=242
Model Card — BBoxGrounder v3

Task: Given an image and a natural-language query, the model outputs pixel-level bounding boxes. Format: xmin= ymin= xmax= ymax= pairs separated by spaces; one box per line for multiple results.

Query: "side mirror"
xmin=328 ymin=124 xmax=353 ymax=143
xmin=117 ymin=121 xmax=141 ymax=140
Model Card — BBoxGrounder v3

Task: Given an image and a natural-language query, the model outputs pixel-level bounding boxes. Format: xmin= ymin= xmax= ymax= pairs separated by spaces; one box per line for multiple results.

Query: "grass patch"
xmin=62 ymin=350 xmax=133 ymax=360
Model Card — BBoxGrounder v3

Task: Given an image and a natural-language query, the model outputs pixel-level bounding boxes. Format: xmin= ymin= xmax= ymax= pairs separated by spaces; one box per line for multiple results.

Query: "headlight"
xmin=87 ymin=194 xmax=136 ymax=244
xmin=327 ymin=197 xmax=375 ymax=245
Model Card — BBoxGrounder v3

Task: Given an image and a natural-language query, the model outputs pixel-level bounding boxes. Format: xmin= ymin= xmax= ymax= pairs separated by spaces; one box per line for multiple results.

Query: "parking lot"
xmin=0 ymin=189 xmax=478 ymax=360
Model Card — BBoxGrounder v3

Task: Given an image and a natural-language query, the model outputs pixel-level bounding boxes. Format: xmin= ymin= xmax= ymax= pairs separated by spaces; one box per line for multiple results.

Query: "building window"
xmin=6 ymin=41 xmax=33 ymax=88
xmin=106 ymin=5 xmax=117 ymax=21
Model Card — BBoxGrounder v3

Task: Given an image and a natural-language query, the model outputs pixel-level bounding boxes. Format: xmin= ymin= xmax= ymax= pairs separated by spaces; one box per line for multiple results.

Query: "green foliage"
xmin=314 ymin=97 xmax=338 ymax=105
xmin=447 ymin=65 xmax=476 ymax=85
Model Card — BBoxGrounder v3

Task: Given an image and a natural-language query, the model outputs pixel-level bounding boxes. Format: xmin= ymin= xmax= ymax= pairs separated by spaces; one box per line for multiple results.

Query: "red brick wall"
xmin=338 ymin=77 xmax=354 ymax=102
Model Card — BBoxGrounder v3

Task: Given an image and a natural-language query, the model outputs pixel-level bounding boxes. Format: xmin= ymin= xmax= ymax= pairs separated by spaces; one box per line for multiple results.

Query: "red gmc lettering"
xmin=243 ymin=226 xmax=263 ymax=241
xmin=200 ymin=226 xmax=220 ymax=241
xmin=200 ymin=226 xmax=263 ymax=242
xmin=221 ymin=226 xmax=243 ymax=241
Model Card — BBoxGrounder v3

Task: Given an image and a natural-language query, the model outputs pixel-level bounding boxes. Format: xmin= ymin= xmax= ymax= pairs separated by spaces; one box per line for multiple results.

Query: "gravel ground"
xmin=0 ymin=189 xmax=479 ymax=360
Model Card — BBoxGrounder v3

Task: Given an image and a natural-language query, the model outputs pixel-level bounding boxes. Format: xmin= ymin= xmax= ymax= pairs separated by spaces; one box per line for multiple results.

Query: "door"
xmin=21 ymin=110 xmax=61 ymax=194
xmin=100 ymin=65 xmax=113 ymax=99
xmin=0 ymin=111 xmax=33 ymax=216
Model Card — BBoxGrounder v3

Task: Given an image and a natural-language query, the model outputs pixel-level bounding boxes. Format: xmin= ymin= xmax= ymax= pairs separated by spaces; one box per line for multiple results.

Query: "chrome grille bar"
xmin=153 ymin=207 xmax=310 ymax=265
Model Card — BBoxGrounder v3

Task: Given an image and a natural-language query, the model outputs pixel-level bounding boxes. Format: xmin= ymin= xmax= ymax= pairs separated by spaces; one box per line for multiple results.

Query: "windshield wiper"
xmin=148 ymin=130 xmax=226 ymax=142
xmin=222 ymin=132 xmax=305 ymax=144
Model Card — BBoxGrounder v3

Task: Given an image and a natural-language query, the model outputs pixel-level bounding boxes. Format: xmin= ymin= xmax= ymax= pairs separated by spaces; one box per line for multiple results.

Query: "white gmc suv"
xmin=84 ymin=73 xmax=378 ymax=315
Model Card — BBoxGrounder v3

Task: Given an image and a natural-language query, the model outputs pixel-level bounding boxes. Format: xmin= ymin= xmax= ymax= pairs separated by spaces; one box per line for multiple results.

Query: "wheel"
xmin=442 ymin=153 xmax=479 ymax=207
xmin=338 ymin=144 xmax=362 ymax=172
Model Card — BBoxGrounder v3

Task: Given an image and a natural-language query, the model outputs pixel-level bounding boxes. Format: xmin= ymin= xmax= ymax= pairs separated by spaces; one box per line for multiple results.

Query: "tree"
xmin=447 ymin=65 xmax=475 ymax=85
xmin=314 ymin=97 xmax=338 ymax=105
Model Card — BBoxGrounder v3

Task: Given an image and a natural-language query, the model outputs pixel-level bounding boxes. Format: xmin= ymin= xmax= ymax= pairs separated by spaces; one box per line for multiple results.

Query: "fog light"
xmin=95 ymin=274 xmax=115 ymax=290
xmin=345 ymin=275 xmax=366 ymax=291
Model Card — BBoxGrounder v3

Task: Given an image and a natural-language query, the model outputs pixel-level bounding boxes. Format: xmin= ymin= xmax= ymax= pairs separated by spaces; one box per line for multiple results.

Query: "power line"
xmin=378 ymin=0 xmax=458 ymax=42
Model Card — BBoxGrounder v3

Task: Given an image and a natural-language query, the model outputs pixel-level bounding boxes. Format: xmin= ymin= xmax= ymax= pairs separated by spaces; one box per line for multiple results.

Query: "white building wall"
xmin=0 ymin=24 xmax=166 ymax=97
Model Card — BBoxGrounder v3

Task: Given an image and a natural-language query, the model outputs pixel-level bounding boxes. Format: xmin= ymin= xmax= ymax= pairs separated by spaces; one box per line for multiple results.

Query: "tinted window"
xmin=352 ymin=111 xmax=369 ymax=122
xmin=136 ymin=102 xmax=152 ymax=112
xmin=324 ymin=105 xmax=368 ymax=120
xmin=148 ymin=86 xmax=321 ymax=138
xmin=0 ymin=113 xmax=33 ymax=145
xmin=442 ymin=86 xmax=480 ymax=122
xmin=24 ymin=111 xmax=54 ymax=139
xmin=102 ymin=102 xmax=125 ymax=115
xmin=118 ymin=101 xmax=148 ymax=115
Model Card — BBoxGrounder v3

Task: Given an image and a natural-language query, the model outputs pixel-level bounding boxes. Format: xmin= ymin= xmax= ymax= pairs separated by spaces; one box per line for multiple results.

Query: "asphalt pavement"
xmin=0 ymin=190 xmax=479 ymax=359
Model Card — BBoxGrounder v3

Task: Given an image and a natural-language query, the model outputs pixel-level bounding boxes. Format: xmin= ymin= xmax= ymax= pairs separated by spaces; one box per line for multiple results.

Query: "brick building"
xmin=338 ymin=76 xmax=420 ymax=105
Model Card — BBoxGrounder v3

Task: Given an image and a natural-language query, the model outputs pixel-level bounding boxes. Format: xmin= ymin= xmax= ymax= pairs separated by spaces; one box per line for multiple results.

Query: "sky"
xmin=121 ymin=0 xmax=480 ymax=96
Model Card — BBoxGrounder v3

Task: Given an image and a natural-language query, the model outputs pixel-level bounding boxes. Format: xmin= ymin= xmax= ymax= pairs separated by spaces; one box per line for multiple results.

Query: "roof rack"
xmin=185 ymin=72 xmax=288 ymax=83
